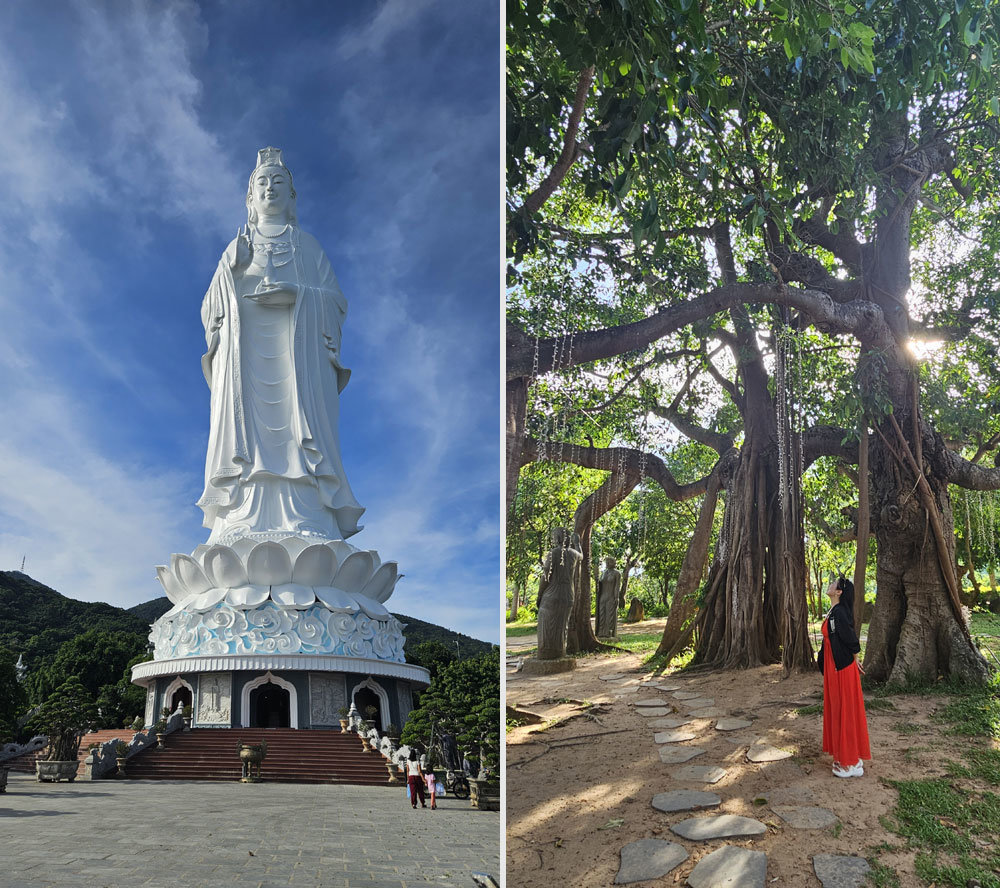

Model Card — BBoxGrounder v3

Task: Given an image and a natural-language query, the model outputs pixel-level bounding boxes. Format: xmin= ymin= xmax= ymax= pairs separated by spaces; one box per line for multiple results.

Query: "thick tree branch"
xmin=514 ymin=67 xmax=594 ymax=222
xmin=508 ymin=282 xmax=900 ymax=380
xmin=939 ymin=447 xmax=1000 ymax=490
xmin=652 ymin=403 xmax=735 ymax=454
xmin=521 ymin=436 xmax=737 ymax=501
xmin=793 ymin=216 xmax=865 ymax=274
xmin=802 ymin=425 xmax=858 ymax=468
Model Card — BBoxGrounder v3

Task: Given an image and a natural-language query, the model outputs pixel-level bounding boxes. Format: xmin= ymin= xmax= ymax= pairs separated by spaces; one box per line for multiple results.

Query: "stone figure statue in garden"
xmin=595 ymin=556 xmax=622 ymax=638
xmin=198 ymin=146 xmax=364 ymax=546
xmin=535 ymin=528 xmax=582 ymax=660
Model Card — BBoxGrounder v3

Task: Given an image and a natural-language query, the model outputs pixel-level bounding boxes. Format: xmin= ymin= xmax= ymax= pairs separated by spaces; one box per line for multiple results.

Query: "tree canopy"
xmin=508 ymin=0 xmax=1000 ymax=683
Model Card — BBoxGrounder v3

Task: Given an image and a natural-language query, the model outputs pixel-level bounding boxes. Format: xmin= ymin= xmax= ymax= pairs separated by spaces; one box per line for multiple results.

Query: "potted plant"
xmin=130 ymin=715 xmax=143 ymax=731
xmin=363 ymin=705 xmax=378 ymax=730
xmin=114 ymin=739 xmax=129 ymax=777
xmin=153 ymin=718 xmax=168 ymax=747
xmin=385 ymin=722 xmax=400 ymax=742
xmin=338 ymin=706 xmax=350 ymax=733
xmin=29 ymin=677 xmax=96 ymax=783
xmin=237 ymin=739 xmax=267 ymax=782
xmin=182 ymin=704 xmax=193 ymax=730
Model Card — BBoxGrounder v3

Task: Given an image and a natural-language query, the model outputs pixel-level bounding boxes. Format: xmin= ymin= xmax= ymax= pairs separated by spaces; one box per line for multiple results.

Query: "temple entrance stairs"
xmin=122 ymin=728 xmax=392 ymax=784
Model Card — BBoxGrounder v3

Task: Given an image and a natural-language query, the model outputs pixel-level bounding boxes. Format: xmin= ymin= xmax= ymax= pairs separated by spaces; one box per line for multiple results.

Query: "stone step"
xmin=121 ymin=728 xmax=393 ymax=785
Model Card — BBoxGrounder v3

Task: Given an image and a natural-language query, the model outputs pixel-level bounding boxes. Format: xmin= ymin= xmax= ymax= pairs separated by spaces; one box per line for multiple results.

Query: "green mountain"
xmin=0 ymin=570 xmax=492 ymax=669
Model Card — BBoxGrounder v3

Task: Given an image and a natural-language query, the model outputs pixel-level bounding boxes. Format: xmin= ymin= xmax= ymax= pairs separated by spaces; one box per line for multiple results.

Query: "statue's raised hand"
xmin=231 ymin=224 xmax=253 ymax=275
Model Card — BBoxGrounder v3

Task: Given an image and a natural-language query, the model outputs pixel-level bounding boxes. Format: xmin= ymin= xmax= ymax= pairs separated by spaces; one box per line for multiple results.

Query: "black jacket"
xmin=818 ymin=603 xmax=861 ymax=673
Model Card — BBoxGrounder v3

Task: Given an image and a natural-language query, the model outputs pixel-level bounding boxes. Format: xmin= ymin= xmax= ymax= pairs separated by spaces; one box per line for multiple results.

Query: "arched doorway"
xmin=163 ymin=677 xmax=194 ymax=716
xmin=353 ymin=687 xmax=383 ymax=731
xmin=249 ymin=682 xmax=290 ymax=728
xmin=170 ymin=685 xmax=192 ymax=713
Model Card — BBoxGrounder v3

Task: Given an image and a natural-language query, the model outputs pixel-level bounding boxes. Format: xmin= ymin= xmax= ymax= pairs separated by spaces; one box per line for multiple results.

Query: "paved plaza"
xmin=0 ymin=773 xmax=500 ymax=888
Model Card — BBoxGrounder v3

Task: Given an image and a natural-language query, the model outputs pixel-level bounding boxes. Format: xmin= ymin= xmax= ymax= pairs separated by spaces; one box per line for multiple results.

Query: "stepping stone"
xmin=772 ymin=806 xmax=838 ymax=830
xmin=654 ymin=730 xmax=699 ymax=744
xmin=636 ymin=698 xmax=671 ymax=707
xmin=648 ymin=716 xmax=694 ymax=729
xmin=683 ymin=697 xmax=715 ymax=707
xmin=689 ymin=707 xmax=725 ymax=718
xmin=600 ymin=673 xmax=628 ymax=681
xmin=659 ymin=746 xmax=706 ymax=764
xmin=673 ymin=690 xmax=704 ymax=700
xmin=614 ymin=839 xmax=688 ymax=884
xmin=715 ymin=718 xmax=753 ymax=732
xmin=672 ymin=765 xmax=728 ymax=784
xmin=671 ymin=814 xmax=767 ymax=841
xmin=687 ymin=846 xmax=767 ymax=888
xmin=638 ymin=707 xmax=673 ymax=718
xmin=613 ymin=686 xmax=640 ymax=694
xmin=813 ymin=854 xmax=871 ymax=888
xmin=747 ymin=742 xmax=793 ymax=763
xmin=723 ymin=735 xmax=758 ymax=746
xmin=647 ymin=683 xmax=682 ymax=691
xmin=652 ymin=790 xmax=721 ymax=813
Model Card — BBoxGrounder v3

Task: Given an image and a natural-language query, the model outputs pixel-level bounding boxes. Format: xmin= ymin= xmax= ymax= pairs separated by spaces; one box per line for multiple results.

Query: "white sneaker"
xmin=833 ymin=761 xmax=863 ymax=778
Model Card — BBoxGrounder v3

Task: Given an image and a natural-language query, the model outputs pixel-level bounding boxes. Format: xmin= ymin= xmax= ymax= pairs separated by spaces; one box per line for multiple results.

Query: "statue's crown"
xmin=256 ymin=146 xmax=286 ymax=169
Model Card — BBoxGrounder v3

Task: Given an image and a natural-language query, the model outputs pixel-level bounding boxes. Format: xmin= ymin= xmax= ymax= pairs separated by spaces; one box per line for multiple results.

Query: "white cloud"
xmin=71 ymin=0 xmax=240 ymax=232
xmin=0 ymin=380 xmax=198 ymax=606
xmin=333 ymin=0 xmax=440 ymax=59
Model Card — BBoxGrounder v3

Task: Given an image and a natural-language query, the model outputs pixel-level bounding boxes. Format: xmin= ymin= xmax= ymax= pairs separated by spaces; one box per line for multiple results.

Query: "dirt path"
xmin=506 ymin=645 xmax=962 ymax=886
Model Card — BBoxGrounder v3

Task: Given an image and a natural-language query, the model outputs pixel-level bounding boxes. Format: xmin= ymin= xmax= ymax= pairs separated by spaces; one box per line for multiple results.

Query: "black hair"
xmin=409 ymin=748 xmax=418 ymax=761
xmin=836 ymin=575 xmax=856 ymax=618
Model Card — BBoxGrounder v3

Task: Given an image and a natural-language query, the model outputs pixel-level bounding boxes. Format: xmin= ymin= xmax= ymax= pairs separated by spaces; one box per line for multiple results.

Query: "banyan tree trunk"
xmin=694 ymin=421 xmax=812 ymax=671
xmin=863 ymin=394 xmax=990 ymax=685
xmin=656 ymin=473 xmax=721 ymax=657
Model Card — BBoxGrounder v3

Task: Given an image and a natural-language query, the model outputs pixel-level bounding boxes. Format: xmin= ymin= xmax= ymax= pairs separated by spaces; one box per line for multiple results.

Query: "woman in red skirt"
xmin=819 ymin=576 xmax=871 ymax=778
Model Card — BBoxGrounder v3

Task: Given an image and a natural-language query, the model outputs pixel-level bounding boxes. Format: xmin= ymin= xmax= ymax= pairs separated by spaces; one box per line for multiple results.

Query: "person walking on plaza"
xmin=424 ymin=765 xmax=437 ymax=809
xmin=819 ymin=576 xmax=871 ymax=778
xmin=406 ymin=749 xmax=426 ymax=808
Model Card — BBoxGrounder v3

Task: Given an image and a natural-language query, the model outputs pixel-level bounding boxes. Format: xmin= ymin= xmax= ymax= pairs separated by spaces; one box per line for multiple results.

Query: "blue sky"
xmin=0 ymin=0 xmax=500 ymax=643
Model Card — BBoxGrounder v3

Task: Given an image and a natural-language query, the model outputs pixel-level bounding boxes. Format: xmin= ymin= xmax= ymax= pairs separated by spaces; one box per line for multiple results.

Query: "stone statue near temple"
xmin=198 ymin=147 xmax=364 ymax=546
xmin=535 ymin=528 xmax=582 ymax=660
xmin=595 ymin=556 xmax=622 ymax=638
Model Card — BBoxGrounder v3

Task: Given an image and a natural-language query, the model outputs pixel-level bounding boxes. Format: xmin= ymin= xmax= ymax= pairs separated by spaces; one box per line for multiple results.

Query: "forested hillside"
xmin=0 ymin=570 xmax=492 ymax=703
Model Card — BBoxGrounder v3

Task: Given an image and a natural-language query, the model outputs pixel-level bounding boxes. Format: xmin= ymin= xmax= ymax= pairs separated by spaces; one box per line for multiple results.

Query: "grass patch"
xmin=935 ymin=690 xmax=1000 ymax=739
xmin=880 ymin=773 xmax=1000 ymax=887
xmin=891 ymin=722 xmax=920 ymax=735
xmin=795 ymin=703 xmax=823 ymax=716
xmin=865 ymin=859 xmax=901 ymax=888
xmin=506 ymin=624 xmax=537 ymax=637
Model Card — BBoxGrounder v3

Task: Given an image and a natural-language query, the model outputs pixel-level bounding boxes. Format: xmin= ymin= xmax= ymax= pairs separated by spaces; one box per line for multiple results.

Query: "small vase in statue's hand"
xmin=246 ymin=282 xmax=297 ymax=306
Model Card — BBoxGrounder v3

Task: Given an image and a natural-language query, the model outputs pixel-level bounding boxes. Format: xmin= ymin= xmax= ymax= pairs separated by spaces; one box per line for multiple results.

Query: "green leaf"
xmin=599 ymin=818 xmax=626 ymax=830
xmin=619 ymin=61 xmax=631 ymax=76
xmin=963 ymin=20 xmax=981 ymax=46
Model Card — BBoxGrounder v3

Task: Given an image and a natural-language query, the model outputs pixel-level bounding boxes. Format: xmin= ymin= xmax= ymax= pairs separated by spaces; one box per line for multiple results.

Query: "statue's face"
xmin=251 ymin=165 xmax=292 ymax=218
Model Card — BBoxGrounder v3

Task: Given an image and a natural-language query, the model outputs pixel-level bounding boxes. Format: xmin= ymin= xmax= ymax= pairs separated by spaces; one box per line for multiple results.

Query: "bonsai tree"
xmin=28 ymin=677 xmax=96 ymax=762
xmin=338 ymin=706 xmax=349 ymax=718
xmin=364 ymin=705 xmax=378 ymax=722
xmin=114 ymin=740 xmax=128 ymax=758
xmin=153 ymin=718 xmax=167 ymax=735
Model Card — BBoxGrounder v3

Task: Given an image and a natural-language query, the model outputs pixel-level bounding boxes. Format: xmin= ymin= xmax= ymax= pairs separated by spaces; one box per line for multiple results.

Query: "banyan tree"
xmin=507 ymin=0 xmax=1000 ymax=683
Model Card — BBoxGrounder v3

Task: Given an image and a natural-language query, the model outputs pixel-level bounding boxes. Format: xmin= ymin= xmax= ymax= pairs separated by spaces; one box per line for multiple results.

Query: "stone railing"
xmin=0 ymin=736 xmax=47 ymax=764
xmin=83 ymin=705 xmax=187 ymax=780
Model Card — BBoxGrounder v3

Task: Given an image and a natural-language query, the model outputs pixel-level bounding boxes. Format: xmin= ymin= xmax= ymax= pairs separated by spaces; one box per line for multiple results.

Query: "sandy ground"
xmin=506 ymin=618 xmax=973 ymax=887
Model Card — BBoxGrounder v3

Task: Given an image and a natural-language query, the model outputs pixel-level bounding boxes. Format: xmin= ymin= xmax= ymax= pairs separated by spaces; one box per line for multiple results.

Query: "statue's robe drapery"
xmin=595 ymin=567 xmax=622 ymax=638
xmin=197 ymin=227 xmax=364 ymax=543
